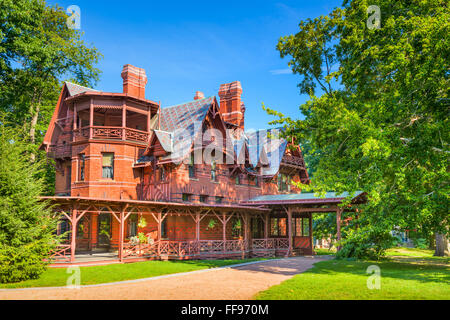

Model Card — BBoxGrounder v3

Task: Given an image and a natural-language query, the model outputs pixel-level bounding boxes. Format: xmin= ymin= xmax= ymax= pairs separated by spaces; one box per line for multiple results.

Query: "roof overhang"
xmin=41 ymin=196 xmax=270 ymax=213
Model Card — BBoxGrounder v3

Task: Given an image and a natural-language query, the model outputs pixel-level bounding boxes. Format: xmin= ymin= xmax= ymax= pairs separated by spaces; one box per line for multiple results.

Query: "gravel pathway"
xmin=0 ymin=256 xmax=332 ymax=300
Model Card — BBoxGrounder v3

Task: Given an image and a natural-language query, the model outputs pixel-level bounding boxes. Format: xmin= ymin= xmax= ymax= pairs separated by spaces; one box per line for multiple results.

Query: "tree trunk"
xmin=28 ymin=103 xmax=40 ymax=162
xmin=434 ymin=233 xmax=449 ymax=257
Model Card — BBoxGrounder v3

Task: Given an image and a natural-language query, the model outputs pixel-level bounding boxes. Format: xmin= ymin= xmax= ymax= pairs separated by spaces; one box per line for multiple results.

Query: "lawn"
xmin=256 ymin=248 xmax=449 ymax=300
xmin=0 ymin=258 xmax=265 ymax=289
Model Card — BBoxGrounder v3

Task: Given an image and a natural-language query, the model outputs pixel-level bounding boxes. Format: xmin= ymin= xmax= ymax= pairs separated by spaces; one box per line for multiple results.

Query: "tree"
xmin=265 ymin=0 xmax=449 ymax=258
xmin=0 ymin=120 xmax=59 ymax=283
xmin=0 ymin=0 xmax=102 ymax=160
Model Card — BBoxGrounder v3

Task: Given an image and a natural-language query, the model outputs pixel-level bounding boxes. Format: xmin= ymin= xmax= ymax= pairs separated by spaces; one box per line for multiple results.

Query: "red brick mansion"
xmin=41 ymin=64 xmax=365 ymax=265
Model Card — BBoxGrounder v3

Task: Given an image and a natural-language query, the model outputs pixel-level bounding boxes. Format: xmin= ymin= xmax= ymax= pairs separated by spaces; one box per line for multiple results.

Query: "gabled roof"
xmin=65 ymin=81 xmax=97 ymax=96
xmin=154 ymin=96 xmax=216 ymax=162
xmin=160 ymin=96 xmax=214 ymax=133
xmin=154 ymin=130 xmax=173 ymax=153
xmin=232 ymin=129 xmax=288 ymax=176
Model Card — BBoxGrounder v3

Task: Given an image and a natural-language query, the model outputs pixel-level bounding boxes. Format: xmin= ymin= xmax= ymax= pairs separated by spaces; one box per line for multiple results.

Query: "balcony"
xmin=48 ymin=144 xmax=72 ymax=159
xmin=73 ymin=126 xmax=150 ymax=145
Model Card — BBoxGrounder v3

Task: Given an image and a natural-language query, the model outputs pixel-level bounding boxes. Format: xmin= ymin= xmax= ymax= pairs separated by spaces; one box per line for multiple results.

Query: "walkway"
xmin=0 ymin=256 xmax=332 ymax=300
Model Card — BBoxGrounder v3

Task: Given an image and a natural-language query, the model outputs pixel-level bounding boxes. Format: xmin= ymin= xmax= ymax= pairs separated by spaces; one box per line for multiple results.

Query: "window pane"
xmin=270 ymin=218 xmax=278 ymax=236
xmin=102 ymin=153 xmax=114 ymax=166
xmin=302 ymin=218 xmax=310 ymax=237
xmin=279 ymin=218 xmax=287 ymax=236
xmin=295 ymin=218 xmax=302 ymax=236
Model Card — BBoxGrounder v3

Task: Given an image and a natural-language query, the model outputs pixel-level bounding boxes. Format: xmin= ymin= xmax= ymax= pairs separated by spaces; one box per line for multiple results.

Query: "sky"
xmin=48 ymin=0 xmax=341 ymax=130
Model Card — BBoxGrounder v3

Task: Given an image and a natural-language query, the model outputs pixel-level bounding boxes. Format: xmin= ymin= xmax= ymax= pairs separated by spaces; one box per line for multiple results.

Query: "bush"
xmin=336 ymin=227 xmax=395 ymax=260
xmin=413 ymin=238 xmax=428 ymax=250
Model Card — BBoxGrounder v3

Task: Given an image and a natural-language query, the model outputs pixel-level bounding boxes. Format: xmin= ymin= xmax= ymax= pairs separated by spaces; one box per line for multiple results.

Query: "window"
xmin=215 ymin=196 xmax=223 ymax=204
xmin=199 ymin=195 xmax=208 ymax=203
xmin=79 ymin=154 xmax=85 ymax=181
xmin=188 ymin=153 xmax=195 ymax=178
xmin=211 ymin=161 xmax=217 ymax=182
xmin=127 ymin=214 xmax=138 ymax=237
xmin=157 ymin=166 xmax=165 ymax=182
xmin=249 ymin=175 xmax=259 ymax=187
xmin=161 ymin=219 xmax=167 ymax=238
xmin=270 ymin=218 xmax=279 ymax=236
xmin=277 ymin=174 xmax=288 ymax=191
xmin=102 ymin=153 xmax=114 ymax=179
xmin=270 ymin=217 xmax=287 ymax=236
xmin=235 ymin=174 xmax=241 ymax=185
xmin=182 ymin=193 xmax=191 ymax=202
xmin=294 ymin=217 xmax=310 ymax=237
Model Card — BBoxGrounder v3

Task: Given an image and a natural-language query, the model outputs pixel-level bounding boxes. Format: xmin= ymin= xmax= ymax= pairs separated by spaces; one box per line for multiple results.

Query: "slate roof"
xmin=156 ymin=96 xmax=214 ymax=161
xmin=243 ymin=191 xmax=365 ymax=204
xmin=65 ymin=82 xmax=97 ymax=96
xmin=231 ymin=128 xmax=288 ymax=176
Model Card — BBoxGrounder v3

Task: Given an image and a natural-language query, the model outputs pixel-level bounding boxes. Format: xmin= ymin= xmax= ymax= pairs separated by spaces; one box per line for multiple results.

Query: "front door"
xmin=97 ymin=213 xmax=111 ymax=250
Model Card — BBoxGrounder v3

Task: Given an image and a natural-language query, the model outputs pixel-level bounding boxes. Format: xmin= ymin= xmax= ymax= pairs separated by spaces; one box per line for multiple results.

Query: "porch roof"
xmin=241 ymin=191 xmax=366 ymax=205
xmin=40 ymin=196 xmax=270 ymax=212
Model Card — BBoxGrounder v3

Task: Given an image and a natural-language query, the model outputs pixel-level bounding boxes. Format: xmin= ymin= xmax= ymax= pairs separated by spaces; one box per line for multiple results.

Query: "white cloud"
xmin=269 ymin=68 xmax=292 ymax=75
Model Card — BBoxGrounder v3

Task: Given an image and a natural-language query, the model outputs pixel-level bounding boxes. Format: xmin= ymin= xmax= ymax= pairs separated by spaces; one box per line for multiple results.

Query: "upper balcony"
xmin=66 ymin=92 xmax=159 ymax=146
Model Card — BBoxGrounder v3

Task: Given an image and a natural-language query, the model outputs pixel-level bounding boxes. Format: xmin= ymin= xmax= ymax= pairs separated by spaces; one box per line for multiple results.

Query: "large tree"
xmin=265 ymin=0 xmax=449 ymax=257
xmin=0 ymin=0 xmax=102 ymax=158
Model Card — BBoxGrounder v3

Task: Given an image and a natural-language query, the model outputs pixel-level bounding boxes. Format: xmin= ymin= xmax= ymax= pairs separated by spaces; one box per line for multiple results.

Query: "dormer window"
xmin=102 ymin=153 xmax=114 ymax=179
xmin=211 ymin=161 xmax=217 ymax=182
xmin=157 ymin=166 xmax=166 ymax=182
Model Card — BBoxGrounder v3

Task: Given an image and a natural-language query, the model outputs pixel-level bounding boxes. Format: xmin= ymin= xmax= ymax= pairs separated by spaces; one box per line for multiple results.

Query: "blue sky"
xmin=49 ymin=0 xmax=341 ymax=130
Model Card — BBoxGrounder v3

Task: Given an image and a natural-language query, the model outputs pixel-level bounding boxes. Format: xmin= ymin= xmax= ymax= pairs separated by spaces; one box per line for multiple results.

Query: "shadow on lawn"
xmin=308 ymin=259 xmax=450 ymax=285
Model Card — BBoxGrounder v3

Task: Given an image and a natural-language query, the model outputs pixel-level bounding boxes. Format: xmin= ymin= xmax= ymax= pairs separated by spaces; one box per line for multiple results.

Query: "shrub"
xmin=0 ymin=124 xmax=58 ymax=283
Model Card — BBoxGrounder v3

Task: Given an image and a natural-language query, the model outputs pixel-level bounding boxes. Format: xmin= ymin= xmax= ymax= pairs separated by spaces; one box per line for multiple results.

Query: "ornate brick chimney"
xmin=121 ymin=64 xmax=147 ymax=99
xmin=218 ymin=81 xmax=244 ymax=129
xmin=194 ymin=91 xmax=204 ymax=100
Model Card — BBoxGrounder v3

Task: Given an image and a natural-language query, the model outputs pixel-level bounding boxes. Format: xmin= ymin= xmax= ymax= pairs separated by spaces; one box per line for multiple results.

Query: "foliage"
xmin=0 ymin=0 xmax=102 ymax=192
xmin=206 ymin=218 xmax=217 ymax=230
xmin=0 ymin=121 xmax=59 ymax=283
xmin=137 ymin=215 xmax=147 ymax=228
xmin=265 ymin=0 xmax=450 ymax=258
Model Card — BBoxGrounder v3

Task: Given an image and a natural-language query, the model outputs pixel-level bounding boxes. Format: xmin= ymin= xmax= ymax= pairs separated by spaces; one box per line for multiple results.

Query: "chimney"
xmin=121 ymin=64 xmax=148 ymax=99
xmin=218 ymin=81 xmax=244 ymax=129
xmin=194 ymin=91 xmax=204 ymax=100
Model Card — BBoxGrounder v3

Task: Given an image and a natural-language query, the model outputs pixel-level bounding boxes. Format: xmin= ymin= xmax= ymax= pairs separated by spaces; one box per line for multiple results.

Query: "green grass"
xmin=0 ymin=258 xmax=266 ymax=289
xmin=256 ymin=248 xmax=450 ymax=300
xmin=314 ymin=248 xmax=336 ymax=256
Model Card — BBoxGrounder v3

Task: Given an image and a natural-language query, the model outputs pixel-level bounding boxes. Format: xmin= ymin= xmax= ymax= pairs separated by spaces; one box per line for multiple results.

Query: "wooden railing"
xmin=73 ymin=126 xmax=150 ymax=144
xmin=123 ymin=239 xmax=253 ymax=258
xmin=47 ymin=144 xmax=72 ymax=159
xmin=252 ymin=238 xmax=289 ymax=249
xmin=48 ymin=244 xmax=71 ymax=262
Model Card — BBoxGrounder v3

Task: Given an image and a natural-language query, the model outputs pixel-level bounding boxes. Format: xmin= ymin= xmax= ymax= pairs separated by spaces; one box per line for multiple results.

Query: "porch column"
xmin=70 ymin=206 xmax=78 ymax=263
xmin=264 ymin=213 xmax=269 ymax=239
xmin=118 ymin=206 xmax=125 ymax=262
xmin=336 ymin=208 xmax=342 ymax=251
xmin=122 ymin=99 xmax=126 ymax=140
xmin=72 ymin=105 xmax=77 ymax=142
xmin=287 ymin=207 xmax=293 ymax=257
xmin=195 ymin=212 xmax=200 ymax=241
xmin=89 ymin=97 xmax=93 ymax=139
xmin=222 ymin=212 xmax=226 ymax=252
